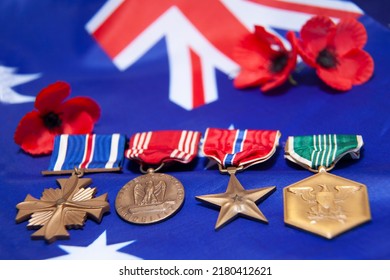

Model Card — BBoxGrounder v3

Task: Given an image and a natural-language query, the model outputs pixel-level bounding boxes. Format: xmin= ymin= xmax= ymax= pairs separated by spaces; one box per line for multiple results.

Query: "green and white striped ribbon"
xmin=285 ymin=134 xmax=363 ymax=171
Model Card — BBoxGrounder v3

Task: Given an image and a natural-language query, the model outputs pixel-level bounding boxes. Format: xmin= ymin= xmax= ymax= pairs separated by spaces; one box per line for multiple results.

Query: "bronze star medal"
xmin=197 ymin=128 xmax=281 ymax=229
xmin=16 ymin=170 xmax=109 ymax=243
xmin=196 ymin=167 xmax=275 ymax=229
xmin=283 ymin=135 xmax=371 ymax=239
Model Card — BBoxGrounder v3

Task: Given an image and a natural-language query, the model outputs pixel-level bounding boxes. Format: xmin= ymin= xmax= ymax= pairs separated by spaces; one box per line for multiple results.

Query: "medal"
xmin=283 ymin=134 xmax=371 ymax=239
xmin=115 ymin=130 xmax=201 ymax=224
xmin=16 ymin=134 xmax=124 ymax=242
xmin=196 ymin=128 xmax=280 ymax=229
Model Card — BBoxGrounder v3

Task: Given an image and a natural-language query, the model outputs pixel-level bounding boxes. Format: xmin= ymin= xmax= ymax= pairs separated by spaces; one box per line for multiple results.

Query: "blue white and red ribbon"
xmin=44 ymin=134 xmax=126 ymax=174
xmin=202 ymin=128 xmax=280 ymax=168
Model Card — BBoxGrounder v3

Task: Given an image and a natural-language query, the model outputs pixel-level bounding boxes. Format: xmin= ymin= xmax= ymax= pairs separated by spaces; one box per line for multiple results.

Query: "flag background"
xmin=1 ymin=0 xmax=390 ymax=260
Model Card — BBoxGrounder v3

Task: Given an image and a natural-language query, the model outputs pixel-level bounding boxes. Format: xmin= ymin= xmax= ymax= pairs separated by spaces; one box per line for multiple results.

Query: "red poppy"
xmin=233 ymin=26 xmax=297 ymax=92
xmin=290 ymin=16 xmax=374 ymax=90
xmin=14 ymin=81 xmax=101 ymax=155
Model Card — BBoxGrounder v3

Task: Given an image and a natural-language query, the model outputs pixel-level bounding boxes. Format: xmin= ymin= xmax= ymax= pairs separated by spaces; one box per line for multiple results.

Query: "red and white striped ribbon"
xmin=125 ymin=130 xmax=201 ymax=165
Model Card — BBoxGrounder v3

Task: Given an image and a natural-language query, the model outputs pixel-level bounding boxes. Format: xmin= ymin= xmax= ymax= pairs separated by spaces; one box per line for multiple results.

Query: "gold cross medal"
xmin=283 ymin=134 xmax=371 ymax=239
xmin=16 ymin=134 xmax=126 ymax=243
xmin=196 ymin=128 xmax=281 ymax=229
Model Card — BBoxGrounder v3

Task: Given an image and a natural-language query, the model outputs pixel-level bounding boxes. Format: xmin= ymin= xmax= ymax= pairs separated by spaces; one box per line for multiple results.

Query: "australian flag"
xmin=1 ymin=0 xmax=390 ymax=261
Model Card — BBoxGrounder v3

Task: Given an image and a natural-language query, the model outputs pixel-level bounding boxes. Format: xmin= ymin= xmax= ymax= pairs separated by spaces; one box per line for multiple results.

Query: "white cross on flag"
xmin=86 ymin=0 xmax=363 ymax=110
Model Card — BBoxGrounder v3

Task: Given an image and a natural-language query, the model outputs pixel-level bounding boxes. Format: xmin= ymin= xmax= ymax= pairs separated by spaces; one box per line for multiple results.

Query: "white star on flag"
xmin=49 ymin=231 xmax=142 ymax=260
xmin=0 ymin=65 xmax=40 ymax=104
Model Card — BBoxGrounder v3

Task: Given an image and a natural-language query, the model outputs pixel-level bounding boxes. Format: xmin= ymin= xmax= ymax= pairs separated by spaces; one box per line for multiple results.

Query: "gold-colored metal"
xmin=196 ymin=168 xmax=275 ymax=230
xmin=140 ymin=163 xmax=165 ymax=174
xmin=15 ymin=172 xmax=110 ymax=243
xmin=283 ymin=170 xmax=371 ymax=239
xmin=218 ymin=164 xmax=243 ymax=174
xmin=73 ymin=167 xmax=85 ymax=178
xmin=115 ymin=172 xmax=185 ymax=224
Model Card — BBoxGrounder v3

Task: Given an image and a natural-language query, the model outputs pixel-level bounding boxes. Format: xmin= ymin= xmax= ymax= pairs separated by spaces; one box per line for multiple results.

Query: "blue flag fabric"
xmin=1 ymin=0 xmax=390 ymax=260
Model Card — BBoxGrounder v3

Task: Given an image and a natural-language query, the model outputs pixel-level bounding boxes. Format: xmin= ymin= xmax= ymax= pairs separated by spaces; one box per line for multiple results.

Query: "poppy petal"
xmin=262 ymin=45 xmax=297 ymax=91
xmin=254 ymin=26 xmax=286 ymax=52
xmin=233 ymin=69 xmax=269 ymax=89
xmin=288 ymin=31 xmax=317 ymax=68
xmin=316 ymin=49 xmax=374 ymax=90
xmin=61 ymin=96 xmax=101 ymax=122
xmin=332 ymin=18 xmax=368 ymax=56
xmin=260 ymin=74 xmax=288 ymax=92
xmin=261 ymin=54 xmax=297 ymax=92
xmin=340 ymin=49 xmax=374 ymax=85
xmin=234 ymin=31 xmax=277 ymax=70
xmin=35 ymin=81 xmax=70 ymax=114
xmin=285 ymin=32 xmax=299 ymax=71
xmin=61 ymin=111 xmax=95 ymax=134
xmin=14 ymin=111 xmax=56 ymax=155
xmin=316 ymin=68 xmax=352 ymax=91
xmin=234 ymin=45 xmax=270 ymax=70
xmin=300 ymin=16 xmax=335 ymax=57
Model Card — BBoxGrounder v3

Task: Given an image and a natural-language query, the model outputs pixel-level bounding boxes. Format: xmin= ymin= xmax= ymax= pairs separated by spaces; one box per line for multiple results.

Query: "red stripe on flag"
xmin=190 ymin=49 xmax=205 ymax=109
xmin=179 ymin=1 xmax=249 ymax=61
xmin=91 ymin=0 xmax=249 ymax=60
xmin=247 ymin=0 xmax=362 ymax=19
xmin=80 ymin=134 xmax=94 ymax=169
xmin=91 ymin=1 xmax=172 ymax=58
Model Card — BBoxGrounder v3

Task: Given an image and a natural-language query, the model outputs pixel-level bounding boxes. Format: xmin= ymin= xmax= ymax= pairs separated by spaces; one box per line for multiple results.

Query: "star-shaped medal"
xmin=16 ymin=173 xmax=110 ymax=243
xmin=196 ymin=173 xmax=275 ymax=229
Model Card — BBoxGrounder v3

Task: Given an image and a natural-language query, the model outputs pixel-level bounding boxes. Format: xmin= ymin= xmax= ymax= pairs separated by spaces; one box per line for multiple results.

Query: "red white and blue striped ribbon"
xmin=125 ymin=130 xmax=201 ymax=165
xmin=44 ymin=134 xmax=126 ymax=174
xmin=202 ymin=128 xmax=281 ymax=168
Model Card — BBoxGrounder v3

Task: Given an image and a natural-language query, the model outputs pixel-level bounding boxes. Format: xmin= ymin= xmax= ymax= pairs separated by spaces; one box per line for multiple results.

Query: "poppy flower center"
xmin=42 ymin=112 xmax=62 ymax=130
xmin=270 ymin=53 xmax=288 ymax=73
xmin=316 ymin=49 xmax=337 ymax=69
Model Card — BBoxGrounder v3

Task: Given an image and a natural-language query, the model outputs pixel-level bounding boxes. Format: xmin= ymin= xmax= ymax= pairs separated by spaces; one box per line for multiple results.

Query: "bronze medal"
xmin=284 ymin=167 xmax=371 ymax=239
xmin=118 ymin=130 xmax=201 ymax=224
xmin=196 ymin=167 xmax=275 ymax=229
xmin=197 ymin=129 xmax=281 ymax=229
xmin=15 ymin=134 xmax=126 ymax=242
xmin=283 ymin=134 xmax=371 ymax=239
xmin=16 ymin=170 xmax=110 ymax=243
xmin=115 ymin=170 xmax=185 ymax=224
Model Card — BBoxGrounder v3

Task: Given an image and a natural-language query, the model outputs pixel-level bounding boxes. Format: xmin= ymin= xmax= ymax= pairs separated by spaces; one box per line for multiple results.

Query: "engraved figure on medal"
xmin=283 ymin=170 xmax=371 ymax=239
xmin=289 ymin=184 xmax=362 ymax=223
xmin=115 ymin=172 xmax=185 ymax=224
xmin=135 ymin=180 xmax=166 ymax=206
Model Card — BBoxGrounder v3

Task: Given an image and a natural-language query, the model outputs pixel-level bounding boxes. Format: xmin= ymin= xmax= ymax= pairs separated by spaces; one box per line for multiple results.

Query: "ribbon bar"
xmin=125 ymin=130 xmax=201 ymax=165
xmin=285 ymin=134 xmax=363 ymax=171
xmin=202 ymin=128 xmax=281 ymax=168
xmin=42 ymin=134 xmax=126 ymax=175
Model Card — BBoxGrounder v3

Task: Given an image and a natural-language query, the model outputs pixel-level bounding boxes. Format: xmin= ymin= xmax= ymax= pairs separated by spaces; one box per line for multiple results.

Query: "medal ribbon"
xmin=43 ymin=133 xmax=126 ymax=174
xmin=125 ymin=130 xmax=201 ymax=165
xmin=202 ymin=128 xmax=281 ymax=169
xmin=285 ymin=134 xmax=363 ymax=171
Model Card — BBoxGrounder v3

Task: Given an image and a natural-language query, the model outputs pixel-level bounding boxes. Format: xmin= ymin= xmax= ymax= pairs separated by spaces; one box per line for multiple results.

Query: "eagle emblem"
xmin=288 ymin=184 xmax=362 ymax=223
xmin=134 ymin=180 xmax=167 ymax=206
